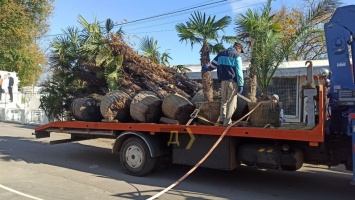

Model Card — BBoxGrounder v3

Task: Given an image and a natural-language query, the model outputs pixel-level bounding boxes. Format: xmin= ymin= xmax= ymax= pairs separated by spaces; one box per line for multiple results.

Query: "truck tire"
xmin=120 ymin=137 xmax=157 ymax=176
xmin=281 ymin=148 xmax=304 ymax=171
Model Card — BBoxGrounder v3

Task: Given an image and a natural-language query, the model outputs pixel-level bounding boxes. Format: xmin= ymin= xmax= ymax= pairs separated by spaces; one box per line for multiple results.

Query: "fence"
xmin=0 ymin=92 xmax=49 ymax=125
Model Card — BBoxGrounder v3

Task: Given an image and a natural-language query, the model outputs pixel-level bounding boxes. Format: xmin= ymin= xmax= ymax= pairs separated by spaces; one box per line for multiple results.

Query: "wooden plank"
xmin=159 ymin=117 xmax=180 ymax=124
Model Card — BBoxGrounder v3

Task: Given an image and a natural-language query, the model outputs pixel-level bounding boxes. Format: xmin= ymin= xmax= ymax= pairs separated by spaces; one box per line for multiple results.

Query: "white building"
xmin=0 ymin=70 xmax=20 ymax=102
xmin=0 ymin=71 xmax=47 ymax=125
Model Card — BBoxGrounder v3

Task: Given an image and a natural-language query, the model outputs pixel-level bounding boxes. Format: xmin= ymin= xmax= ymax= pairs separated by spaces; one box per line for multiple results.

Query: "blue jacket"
xmin=208 ymin=46 xmax=244 ymax=86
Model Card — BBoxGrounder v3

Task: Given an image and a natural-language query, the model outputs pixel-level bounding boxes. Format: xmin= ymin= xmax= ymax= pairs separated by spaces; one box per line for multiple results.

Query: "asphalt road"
xmin=0 ymin=122 xmax=354 ymax=200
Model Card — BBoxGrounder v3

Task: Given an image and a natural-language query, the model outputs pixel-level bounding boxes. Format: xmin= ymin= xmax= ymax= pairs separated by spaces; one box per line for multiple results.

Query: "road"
xmin=0 ymin=122 xmax=354 ymax=200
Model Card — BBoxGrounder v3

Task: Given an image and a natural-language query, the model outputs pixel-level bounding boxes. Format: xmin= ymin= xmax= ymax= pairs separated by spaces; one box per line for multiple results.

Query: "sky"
xmin=42 ymin=0 xmax=354 ymax=66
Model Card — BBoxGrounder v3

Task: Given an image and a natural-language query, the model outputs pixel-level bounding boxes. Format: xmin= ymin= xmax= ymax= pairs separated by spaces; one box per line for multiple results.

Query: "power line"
xmin=114 ymin=0 xmax=229 ymax=26
xmin=40 ymin=1 xmax=266 ymax=39
xmin=124 ymin=1 xmax=266 ymax=33
xmin=119 ymin=0 xmax=238 ymax=29
xmin=40 ymin=1 xmax=227 ymax=38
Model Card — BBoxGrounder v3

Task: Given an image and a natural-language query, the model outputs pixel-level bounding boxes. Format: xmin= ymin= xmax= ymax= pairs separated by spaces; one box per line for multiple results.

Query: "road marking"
xmin=0 ymin=184 xmax=43 ymax=200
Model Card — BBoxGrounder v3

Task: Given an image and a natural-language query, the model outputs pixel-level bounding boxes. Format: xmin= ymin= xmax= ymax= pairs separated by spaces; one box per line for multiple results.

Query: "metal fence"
xmin=213 ymin=77 xmax=299 ymax=116
xmin=0 ymin=92 xmax=49 ymax=125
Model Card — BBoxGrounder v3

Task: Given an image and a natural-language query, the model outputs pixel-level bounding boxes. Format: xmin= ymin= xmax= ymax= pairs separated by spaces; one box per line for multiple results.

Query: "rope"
xmin=197 ymin=115 xmax=216 ymax=125
xmin=185 ymin=101 xmax=209 ymax=127
xmin=147 ymin=101 xmax=268 ymax=200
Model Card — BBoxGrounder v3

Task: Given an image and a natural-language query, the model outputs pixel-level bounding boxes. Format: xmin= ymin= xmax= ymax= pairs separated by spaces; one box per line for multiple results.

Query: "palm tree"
xmin=160 ymin=50 xmax=172 ymax=66
xmin=235 ymin=0 xmax=340 ymax=101
xmin=41 ymin=16 xmax=125 ymax=120
xmin=79 ymin=15 xmax=124 ymax=92
xmin=176 ymin=11 xmax=232 ymax=102
xmin=173 ymin=65 xmax=192 ymax=74
xmin=138 ymin=36 xmax=172 ymax=66
xmin=39 ymin=70 xmax=76 ymax=121
xmin=139 ymin=36 xmax=160 ymax=64
xmin=51 ymin=27 xmax=81 ymax=71
xmin=235 ymin=0 xmax=283 ymax=100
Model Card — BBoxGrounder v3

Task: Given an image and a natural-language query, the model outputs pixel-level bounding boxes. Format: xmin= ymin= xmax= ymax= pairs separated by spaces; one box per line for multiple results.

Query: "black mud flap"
xmin=34 ymin=131 xmax=50 ymax=139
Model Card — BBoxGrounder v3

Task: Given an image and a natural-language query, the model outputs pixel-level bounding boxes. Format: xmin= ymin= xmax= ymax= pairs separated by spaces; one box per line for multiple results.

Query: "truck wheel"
xmin=120 ymin=137 xmax=157 ymax=176
xmin=281 ymin=148 xmax=304 ymax=171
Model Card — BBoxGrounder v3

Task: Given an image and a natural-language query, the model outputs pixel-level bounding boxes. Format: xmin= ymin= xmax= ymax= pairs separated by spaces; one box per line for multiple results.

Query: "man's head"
xmin=233 ymin=42 xmax=244 ymax=53
xmin=7 ymin=73 xmax=10 ymax=76
xmin=272 ymin=94 xmax=279 ymax=103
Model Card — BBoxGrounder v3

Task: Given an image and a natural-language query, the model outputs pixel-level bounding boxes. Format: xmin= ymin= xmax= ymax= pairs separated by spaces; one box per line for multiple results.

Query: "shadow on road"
xmin=0 ymin=135 xmax=354 ymax=200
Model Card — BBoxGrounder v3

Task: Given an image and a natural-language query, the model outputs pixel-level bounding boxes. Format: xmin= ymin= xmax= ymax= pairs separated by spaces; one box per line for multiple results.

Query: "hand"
xmin=202 ymin=65 xmax=209 ymax=71
xmin=238 ymin=86 xmax=243 ymax=94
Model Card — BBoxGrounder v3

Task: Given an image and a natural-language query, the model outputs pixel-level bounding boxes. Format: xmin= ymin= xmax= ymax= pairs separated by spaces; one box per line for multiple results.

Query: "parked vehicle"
xmin=35 ymin=5 xmax=355 ymax=184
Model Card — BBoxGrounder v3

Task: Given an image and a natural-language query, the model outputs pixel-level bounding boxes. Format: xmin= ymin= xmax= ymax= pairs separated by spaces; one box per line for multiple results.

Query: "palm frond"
xmin=105 ymin=18 xmax=114 ymax=34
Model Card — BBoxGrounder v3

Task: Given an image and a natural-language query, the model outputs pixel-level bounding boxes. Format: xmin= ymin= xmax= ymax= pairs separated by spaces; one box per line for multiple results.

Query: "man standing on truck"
xmin=203 ymin=42 xmax=244 ymax=126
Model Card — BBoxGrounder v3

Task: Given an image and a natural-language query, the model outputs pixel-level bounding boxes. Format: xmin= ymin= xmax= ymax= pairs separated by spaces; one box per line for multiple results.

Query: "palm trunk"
xmin=201 ymin=71 xmax=213 ymax=101
xmin=200 ymin=42 xmax=213 ymax=102
xmin=249 ymin=58 xmax=258 ymax=103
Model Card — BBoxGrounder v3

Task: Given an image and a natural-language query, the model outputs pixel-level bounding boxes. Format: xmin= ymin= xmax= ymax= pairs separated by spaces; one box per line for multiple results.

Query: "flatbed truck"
xmin=34 ymin=5 xmax=355 ymax=183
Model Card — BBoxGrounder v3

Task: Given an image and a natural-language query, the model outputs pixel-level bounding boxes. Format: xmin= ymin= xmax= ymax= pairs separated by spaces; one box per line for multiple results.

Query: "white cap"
xmin=272 ymin=94 xmax=279 ymax=101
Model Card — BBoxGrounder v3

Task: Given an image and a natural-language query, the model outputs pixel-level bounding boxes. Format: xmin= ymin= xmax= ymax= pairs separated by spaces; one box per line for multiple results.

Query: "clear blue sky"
xmin=43 ymin=0 xmax=353 ymax=66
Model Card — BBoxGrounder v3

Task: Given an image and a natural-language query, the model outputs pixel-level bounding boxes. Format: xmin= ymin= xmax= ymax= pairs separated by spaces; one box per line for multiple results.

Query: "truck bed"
xmin=35 ymin=120 xmax=324 ymax=146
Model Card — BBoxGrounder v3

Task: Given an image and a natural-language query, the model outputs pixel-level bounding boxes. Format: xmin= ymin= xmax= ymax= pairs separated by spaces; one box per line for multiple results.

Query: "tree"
xmin=235 ymin=0 xmax=281 ymax=101
xmin=79 ymin=16 xmax=124 ymax=92
xmin=176 ymin=11 xmax=232 ymax=102
xmin=49 ymin=15 xmax=125 ymax=94
xmin=160 ymin=50 xmax=172 ymax=66
xmin=276 ymin=1 xmax=339 ymax=60
xmin=39 ymin=70 xmax=77 ymax=121
xmin=0 ymin=0 xmax=54 ymax=86
xmin=138 ymin=36 xmax=172 ymax=66
xmin=13 ymin=43 xmax=46 ymax=86
xmin=235 ymin=0 xmax=340 ymax=100
xmin=172 ymin=65 xmax=192 ymax=74
xmin=41 ymin=16 xmax=123 ymax=120
xmin=279 ymin=0 xmax=340 ymax=60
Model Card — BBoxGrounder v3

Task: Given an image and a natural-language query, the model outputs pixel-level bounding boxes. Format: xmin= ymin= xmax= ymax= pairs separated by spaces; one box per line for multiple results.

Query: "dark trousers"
xmin=8 ymin=86 xmax=13 ymax=101
xmin=0 ymin=85 xmax=2 ymax=100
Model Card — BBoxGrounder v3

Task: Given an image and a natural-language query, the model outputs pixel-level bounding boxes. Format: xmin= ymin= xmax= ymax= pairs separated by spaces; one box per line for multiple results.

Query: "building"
xmin=0 ymin=71 xmax=47 ymax=124
xmin=0 ymin=70 xmax=20 ymax=103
